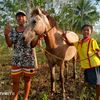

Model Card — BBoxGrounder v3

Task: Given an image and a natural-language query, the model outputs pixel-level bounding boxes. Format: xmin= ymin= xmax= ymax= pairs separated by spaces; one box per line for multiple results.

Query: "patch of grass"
xmin=38 ymin=92 xmax=48 ymax=100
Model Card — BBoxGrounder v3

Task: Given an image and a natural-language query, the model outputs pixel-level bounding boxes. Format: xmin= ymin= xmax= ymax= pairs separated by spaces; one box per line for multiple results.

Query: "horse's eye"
xmin=32 ymin=20 xmax=36 ymax=24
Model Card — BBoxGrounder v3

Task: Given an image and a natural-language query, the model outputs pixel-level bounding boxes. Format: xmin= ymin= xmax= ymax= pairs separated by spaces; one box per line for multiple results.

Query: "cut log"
xmin=66 ymin=31 xmax=79 ymax=43
xmin=65 ymin=46 xmax=77 ymax=61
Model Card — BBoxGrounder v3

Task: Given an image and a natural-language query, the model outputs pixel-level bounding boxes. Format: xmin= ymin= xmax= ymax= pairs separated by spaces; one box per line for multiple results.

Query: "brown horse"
xmin=23 ymin=8 xmax=78 ymax=99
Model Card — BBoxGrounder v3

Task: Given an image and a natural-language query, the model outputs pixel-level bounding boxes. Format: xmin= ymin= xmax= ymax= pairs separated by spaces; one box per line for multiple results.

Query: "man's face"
xmin=16 ymin=15 xmax=26 ymax=25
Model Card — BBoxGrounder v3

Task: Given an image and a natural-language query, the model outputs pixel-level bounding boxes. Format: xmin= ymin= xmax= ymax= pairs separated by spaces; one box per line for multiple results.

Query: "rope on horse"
xmin=38 ymin=44 xmax=97 ymax=63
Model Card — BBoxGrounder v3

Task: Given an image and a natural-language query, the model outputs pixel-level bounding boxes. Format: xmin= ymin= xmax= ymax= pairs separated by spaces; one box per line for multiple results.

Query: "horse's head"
xmin=23 ymin=8 xmax=52 ymax=45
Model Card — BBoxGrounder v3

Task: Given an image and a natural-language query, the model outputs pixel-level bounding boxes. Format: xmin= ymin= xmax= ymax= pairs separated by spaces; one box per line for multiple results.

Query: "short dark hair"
xmin=81 ymin=24 xmax=93 ymax=32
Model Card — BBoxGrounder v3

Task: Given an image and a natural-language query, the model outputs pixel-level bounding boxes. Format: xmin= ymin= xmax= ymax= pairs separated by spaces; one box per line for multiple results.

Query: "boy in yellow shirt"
xmin=77 ymin=24 xmax=100 ymax=100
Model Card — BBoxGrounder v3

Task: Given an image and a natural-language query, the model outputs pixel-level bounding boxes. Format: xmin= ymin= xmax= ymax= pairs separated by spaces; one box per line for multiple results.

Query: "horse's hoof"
xmin=62 ymin=96 xmax=66 ymax=100
xmin=50 ymin=91 xmax=55 ymax=97
xmin=62 ymin=93 xmax=66 ymax=100
xmin=48 ymin=92 xmax=55 ymax=99
xmin=62 ymin=97 xmax=66 ymax=100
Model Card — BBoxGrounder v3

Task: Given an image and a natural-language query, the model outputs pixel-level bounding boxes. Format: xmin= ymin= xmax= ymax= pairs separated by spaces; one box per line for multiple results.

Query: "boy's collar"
xmin=82 ymin=36 xmax=91 ymax=42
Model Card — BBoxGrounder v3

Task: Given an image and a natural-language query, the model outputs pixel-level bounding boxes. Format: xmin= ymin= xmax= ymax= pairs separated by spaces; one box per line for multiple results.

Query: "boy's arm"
xmin=95 ymin=49 xmax=100 ymax=58
xmin=4 ymin=23 xmax=12 ymax=47
xmin=92 ymin=39 xmax=100 ymax=58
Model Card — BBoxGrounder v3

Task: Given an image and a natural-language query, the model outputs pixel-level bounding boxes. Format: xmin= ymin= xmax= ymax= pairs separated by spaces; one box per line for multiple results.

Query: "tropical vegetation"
xmin=0 ymin=0 xmax=100 ymax=99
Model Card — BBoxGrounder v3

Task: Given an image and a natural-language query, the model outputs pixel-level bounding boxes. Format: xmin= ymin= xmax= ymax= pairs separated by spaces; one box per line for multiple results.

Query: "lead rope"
xmin=37 ymin=44 xmax=96 ymax=63
xmin=37 ymin=28 xmax=99 ymax=63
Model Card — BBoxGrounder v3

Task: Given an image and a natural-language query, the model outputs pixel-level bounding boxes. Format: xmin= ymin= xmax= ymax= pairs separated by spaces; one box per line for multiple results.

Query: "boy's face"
xmin=16 ymin=15 xmax=26 ymax=26
xmin=82 ymin=26 xmax=92 ymax=38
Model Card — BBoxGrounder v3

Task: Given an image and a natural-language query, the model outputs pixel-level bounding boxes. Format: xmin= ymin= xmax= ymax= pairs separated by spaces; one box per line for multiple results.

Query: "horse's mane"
xmin=31 ymin=8 xmax=58 ymax=28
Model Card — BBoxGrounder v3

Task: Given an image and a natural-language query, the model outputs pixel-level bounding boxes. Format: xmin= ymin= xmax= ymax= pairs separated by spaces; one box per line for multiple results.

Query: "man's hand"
xmin=4 ymin=22 xmax=12 ymax=47
xmin=4 ymin=22 xmax=11 ymax=35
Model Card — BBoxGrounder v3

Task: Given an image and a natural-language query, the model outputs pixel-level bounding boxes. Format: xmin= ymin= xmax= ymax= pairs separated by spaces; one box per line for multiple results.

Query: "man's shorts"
xmin=84 ymin=66 xmax=100 ymax=85
xmin=11 ymin=66 xmax=37 ymax=78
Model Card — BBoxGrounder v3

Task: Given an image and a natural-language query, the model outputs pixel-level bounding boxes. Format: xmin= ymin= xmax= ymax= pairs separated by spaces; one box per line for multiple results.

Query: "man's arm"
xmin=4 ymin=23 xmax=12 ymax=47
xmin=30 ymin=35 xmax=41 ymax=48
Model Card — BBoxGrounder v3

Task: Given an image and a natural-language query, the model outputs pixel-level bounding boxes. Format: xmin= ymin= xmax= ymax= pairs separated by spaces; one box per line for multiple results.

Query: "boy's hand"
xmin=95 ymin=49 xmax=100 ymax=58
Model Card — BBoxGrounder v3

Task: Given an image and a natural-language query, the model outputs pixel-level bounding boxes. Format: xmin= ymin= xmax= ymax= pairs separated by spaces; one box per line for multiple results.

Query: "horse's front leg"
xmin=50 ymin=65 xmax=55 ymax=95
xmin=59 ymin=61 xmax=66 ymax=99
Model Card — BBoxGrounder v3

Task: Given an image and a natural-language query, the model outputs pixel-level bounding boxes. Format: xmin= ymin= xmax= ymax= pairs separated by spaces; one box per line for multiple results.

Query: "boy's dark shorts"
xmin=84 ymin=67 xmax=97 ymax=85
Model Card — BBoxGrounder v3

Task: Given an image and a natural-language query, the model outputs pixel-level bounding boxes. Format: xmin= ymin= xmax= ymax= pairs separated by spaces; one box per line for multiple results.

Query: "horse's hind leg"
xmin=50 ymin=66 xmax=55 ymax=95
xmin=64 ymin=61 xmax=68 ymax=79
xmin=72 ymin=56 xmax=77 ymax=79
xmin=60 ymin=62 xmax=66 ymax=99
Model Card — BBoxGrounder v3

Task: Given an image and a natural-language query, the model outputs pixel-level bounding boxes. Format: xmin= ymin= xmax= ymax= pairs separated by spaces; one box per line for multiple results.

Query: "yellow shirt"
xmin=76 ymin=38 xmax=100 ymax=69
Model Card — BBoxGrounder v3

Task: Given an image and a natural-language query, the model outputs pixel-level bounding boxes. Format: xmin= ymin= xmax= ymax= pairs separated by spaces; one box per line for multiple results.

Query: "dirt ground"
xmin=0 ymin=64 xmax=95 ymax=100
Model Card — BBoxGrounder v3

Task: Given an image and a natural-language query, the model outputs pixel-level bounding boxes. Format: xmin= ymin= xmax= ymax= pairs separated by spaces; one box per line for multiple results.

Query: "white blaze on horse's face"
xmin=23 ymin=14 xmax=46 ymax=45
xmin=33 ymin=15 xmax=46 ymax=34
xmin=32 ymin=8 xmax=51 ymax=34
xmin=23 ymin=26 xmax=35 ymax=46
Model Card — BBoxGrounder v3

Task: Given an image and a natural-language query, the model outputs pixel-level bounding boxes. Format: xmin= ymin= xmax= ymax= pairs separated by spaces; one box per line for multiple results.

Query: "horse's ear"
xmin=37 ymin=7 xmax=44 ymax=16
xmin=37 ymin=7 xmax=50 ymax=26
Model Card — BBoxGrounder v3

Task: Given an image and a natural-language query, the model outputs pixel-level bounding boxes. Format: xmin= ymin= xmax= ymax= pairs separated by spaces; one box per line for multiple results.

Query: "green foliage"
xmin=0 ymin=35 xmax=12 ymax=65
xmin=73 ymin=0 xmax=100 ymax=33
xmin=91 ymin=33 xmax=100 ymax=46
xmin=80 ymin=86 xmax=87 ymax=100
xmin=0 ymin=0 xmax=100 ymax=33
xmin=33 ymin=0 xmax=45 ymax=8
xmin=79 ymin=84 xmax=96 ymax=100
xmin=0 ymin=0 xmax=28 ymax=27
xmin=38 ymin=92 xmax=48 ymax=100
xmin=53 ymin=0 xmax=100 ymax=33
